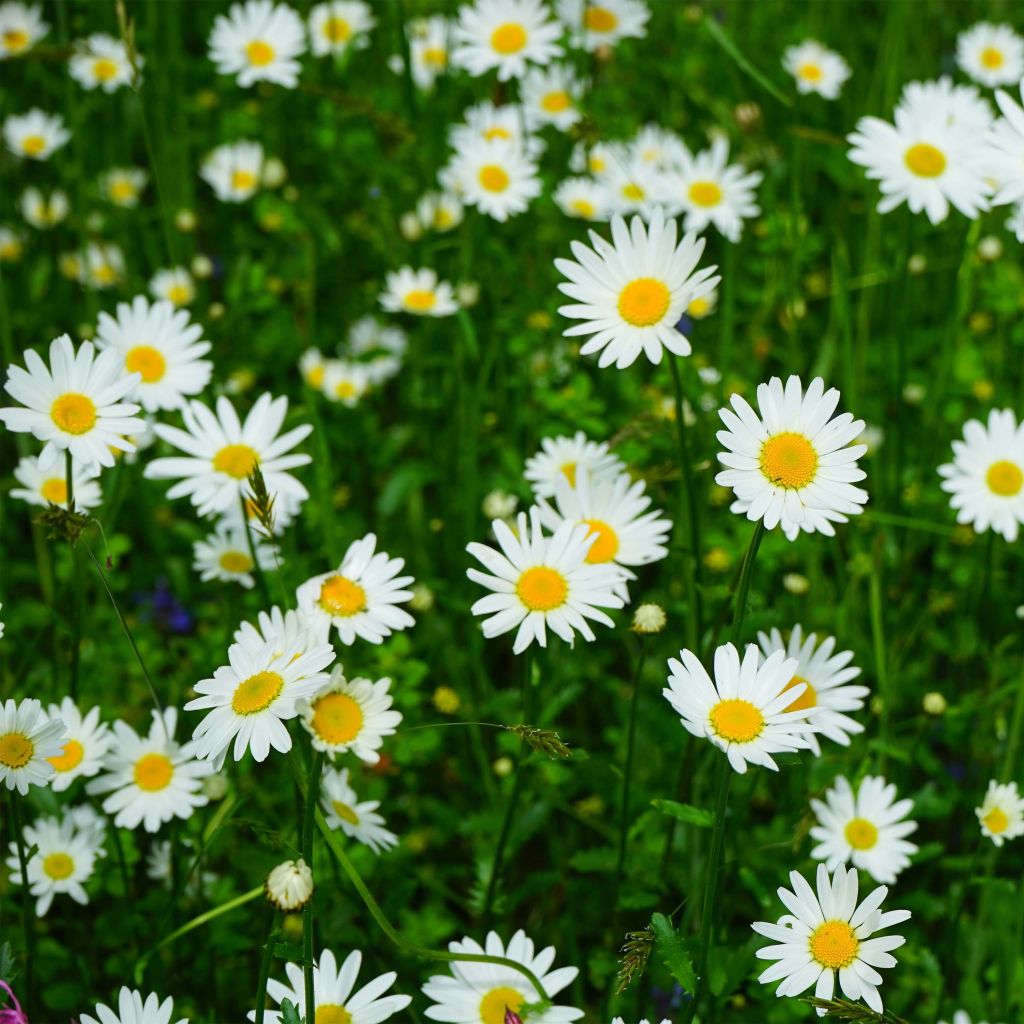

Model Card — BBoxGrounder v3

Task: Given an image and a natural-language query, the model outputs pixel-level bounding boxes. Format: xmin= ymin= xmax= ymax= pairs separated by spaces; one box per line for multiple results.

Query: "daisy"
xmin=81 ymin=988 xmax=188 ymax=1024
xmin=86 ymin=709 xmax=212 ymax=833
xmin=309 ymin=1 xmax=374 ymax=57
xmin=234 ymin=605 xmax=331 ymax=660
xmin=782 ymin=40 xmax=851 ymax=99
xmin=11 ymin=454 xmax=102 ymax=511
xmin=453 ymin=0 xmax=563 ymax=81
xmin=898 ymin=76 xmax=994 ymax=133
xmin=379 ymin=266 xmax=459 ymax=317
xmin=265 ymin=857 xmax=313 ymax=911
xmin=321 ymin=359 xmax=372 ymax=406
xmin=810 ymin=776 xmax=918 ymax=884
xmin=208 ymin=0 xmax=306 ymax=88
xmin=555 ymin=209 xmax=720 ymax=368
xmin=554 ymin=177 xmax=611 ymax=221
xmin=466 ymin=508 xmax=625 ymax=654
xmin=957 ymin=22 xmax=1024 ymax=88
xmin=715 ymin=375 xmax=868 ymax=541
xmin=251 ymin=948 xmax=411 ymax=1024
xmin=422 ymin=929 xmax=583 ymax=1023
xmin=150 ymin=267 xmax=196 ymax=307
xmin=299 ymin=347 xmax=327 ymax=390
xmin=1008 ymin=200 xmax=1024 ymax=241
xmin=524 ymin=430 xmax=625 ymax=498
xmin=299 ymin=671 xmax=402 ymax=763
xmin=402 ymin=15 xmax=453 ymax=91
xmin=415 ymin=190 xmax=465 ymax=233
xmin=521 ymin=63 xmax=582 ymax=131
xmin=448 ymin=100 xmax=544 ymax=159
xmin=599 ymin=158 xmax=665 ymax=218
xmin=556 ymin=0 xmax=649 ymax=51
xmin=100 ymin=167 xmax=148 ymax=208
xmin=320 ymin=766 xmax=399 ymax=853
xmin=201 ymin=140 xmax=266 ymax=202
xmin=192 ymin=524 xmax=277 ymax=589
xmin=446 ymin=137 xmax=542 ymax=222
xmin=19 ymin=186 xmax=69 ymax=228
xmin=756 ymin=624 xmax=868 ymax=753
xmin=939 ymin=409 xmax=1024 ymax=541
xmin=296 ymin=533 xmax=416 ymax=645
xmin=975 ymin=779 xmax=1024 ymax=847
xmin=145 ymin=392 xmax=312 ymax=516
xmin=0 ymin=333 xmax=144 ymax=471
xmin=664 ymin=643 xmax=817 ymax=774
xmin=752 ymin=863 xmax=910 ymax=1016
xmin=347 ymin=316 xmax=409 ymax=359
xmin=687 ymin=284 xmax=718 ymax=320
xmin=0 ymin=698 xmax=66 ymax=794
xmin=42 ymin=698 xmax=112 ymax=792
xmin=629 ymin=123 xmax=690 ymax=170
xmin=988 ymin=84 xmax=1024 ymax=208
xmin=569 ymin=138 xmax=628 ymax=177
xmin=69 ymin=34 xmax=136 ymax=91
xmin=0 ymin=225 xmax=24 ymax=260
xmin=81 ymin=241 xmax=126 ymax=290
xmin=3 ymin=108 xmax=70 ymax=160
xmin=0 ymin=2 xmax=48 ymax=58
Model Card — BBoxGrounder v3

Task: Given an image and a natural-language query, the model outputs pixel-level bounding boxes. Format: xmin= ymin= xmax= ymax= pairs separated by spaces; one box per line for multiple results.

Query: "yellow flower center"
xmin=40 ymin=478 xmax=68 ymax=505
xmin=709 ymin=698 xmax=765 ymax=743
xmin=689 ymin=180 xmax=723 ymax=207
xmin=798 ymin=62 xmax=823 ymax=82
xmin=781 ymin=674 xmax=817 ymax=712
xmin=311 ymin=692 xmax=364 ymax=745
xmin=688 ymin=296 xmax=710 ymax=317
xmin=986 ymin=460 xmax=1023 ymax=497
xmin=219 ymin=551 xmax=254 ymax=574
xmin=809 ymin=920 xmax=860 ymax=969
xmin=331 ymin=799 xmax=360 ymax=825
xmin=212 ymin=444 xmax=259 ymax=479
xmin=981 ymin=46 xmax=1004 ymax=69
xmin=110 ymin=179 xmax=137 ymax=202
xmin=0 ymin=732 xmax=34 ymax=768
xmin=760 ymin=431 xmax=818 ymax=489
xmin=618 ymin=277 xmax=671 ymax=327
xmin=307 ymin=364 xmax=325 ymax=388
xmin=246 ymin=39 xmax=275 ymax=66
xmin=42 ymin=852 xmax=75 ymax=880
xmin=542 ymin=90 xmax=571 ymax=113
xmin=233 ymin=169 xmax=258 ymax=192
xmin=491 ymin=23 xmax=527 ymax=54
xmin=22 ymin=134 xmax=45 ymax=156
xmin=560 ymin=462 xmax=577 ymax=486
xmin=51 ymin=393 xmax=98 ymax=435
xmin=93 ymin=262 xmax=117 ymax=285
xmin=570 ymin=198 xmax=595 ymax=218
xmin=435 ymin=207 xmax=455 ymax=228
xmin=315 ymin=1006 xmax=352 ymax=1024
xmin=323 ymin=17 xmax=352 ymax=42
xmin=231 ymin=670 xmax=285 ymax=715
xmin=844 ymin=817 xmax=879 ymax=850
xmin=983 ymin=806 xmax=1009 ymax=834
xmin=585 ymin=6 xmax=618 ymax=32
xmin=480 ymin=987 xmax=523 ymax=1024
xmin=904 ymin=142 xmax=946 ymax=178
xmin=3 ymin=29 xmax=29 ymax=52
xmin=335 ymin=380 xmax=357 ymax=400
xmin=621 ymin=182 xmax=644 ymax=201
xmin=126 ymin=345 xmax=167 ymax=383
xmin=48 ymin=738 xmax=85 ymax=772
xmin=404 ymin=289 xmax=437 ymax=311
xmin=479 ymin=164 xmax=510 ymax=193
xmin=167 ymin=283 xmax=192 ymax=304
xmin=319 ymin=575 xmax=368 ymax=617
xmin=133 ymin=752 xmax=174 ymax=791
xmin=422 ymin=46 xmax=447 ymax=67
xmin=516 ymin=566 xmax=568 ymax=612
xmin=93 ymin=58 xmax=118 ymax=81
xmin=583 ymin=518 xmax=619 ymax=563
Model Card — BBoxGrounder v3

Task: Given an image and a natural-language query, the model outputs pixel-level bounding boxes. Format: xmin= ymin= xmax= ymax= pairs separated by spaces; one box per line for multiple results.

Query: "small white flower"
xmin=976 ymin=779 xmax=1024 ymax=847
xmin=265 ymin=857 xmax=313 ymax=910
xmin=208 ymin=0 xmax=307 ymax=88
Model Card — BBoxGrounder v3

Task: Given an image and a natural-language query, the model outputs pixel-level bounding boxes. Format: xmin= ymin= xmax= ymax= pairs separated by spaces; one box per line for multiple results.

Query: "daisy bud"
xmin=978 ymin=235 xmax=1002 ymax=261
xmin=734 ymin=101 xmax=761 ymax=131
xmin=631 ymin=603 xmax=666 ymax=634
xmin=265 ymin=858 xmax=313 ymax=911
xmin=907 ymin=253 xmax=927 ymax=275
xmin=493 ymin=756 xmax=514 ymax=778
xmin=174 ymin=208 xmax=196 ymax=232
xmin=482 ymin=489 xmax=518 ymax=520
xmin=262 ymin=157 xmax=287 ymax=188
xmin=782 ymin=573 xmax=809 ymax=595
xmin=455 ymin=281 xmax=480 ymax=308
xmin=209 ymin=302 xmax=226 ymax=322
xmin=902 ymin=382 xmax=925 ymax=404
xmin=191 ymin=254 xmax=214 ymax=279
xmin=409 ymin=582 xmax=435 ymax=612
xmin=399 ymin=212 xmax=422 ymax=241
xmin=923 ymin=692 xmax=947 ymax=715
xmin=202 ymin=773 xmax=230 ymax=800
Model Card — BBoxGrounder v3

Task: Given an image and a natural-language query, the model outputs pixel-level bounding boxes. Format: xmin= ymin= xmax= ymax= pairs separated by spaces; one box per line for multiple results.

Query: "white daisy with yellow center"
xmin=0 ymin=697 xmax=66 ymax=795
xmin=555 ymin=208 xmax=720 ymax=369
xmin=988 ymin=83 xmax=1024 ymax=209
xmin=86 ymin=709 xmax=212 ymax=833
xmin=308 ymin=0 xmax=375 ymax=57
xmin=452 ymin=0 xmax=564 ymax=81
xmin=0 ymin=225 xmax=24 ymax=261
xmin=524 ymin=430 xmax=625 ymax=499
xmin=553 ymin=177 xmax=610 ymax=222
xmin=2 ymin=108 xmax=70 ymax=161
xmin=466 ymin=508 xmax=625 ymax=655
xmin=208 ymin=0 xmax=307 ymax=88
xmin=192 ymin=523 xmax=277 ymax=590
xmin=556 ymin=0 xmax=650 ymax=52
xmin=321 ymin=359 xmax=372 ymax=407
xmin=521 ymin=63 xmax=582 ymax=131
xmin=782 ymin=39 xmax=851 ymax=99
xmin=11 ymin=454 xmax=102 ymax=512
xmin=99 ymin=166 xmax=148 ymax=208
xmin=404 ymin=14 xmax=454 ymax=91
xmin=347 ymin=316 xmax=409 ymax=361
xmin=687 ymin=283 xmax=718 ymax=320
xmin=81 ymin=240 xmax=126 ymax=291
xmin=320 ymin=766 xmax=398 ymax=854
xmin=233 ymin=605 xmax=331 ymax=662
xmin=752 ymin=863 xmax=910 ymax=1016
xmin=150 ymin=267 xmax=196 ymax=307
xmin=957 ymin=21 xmax=1024 ymax=88
xmin=939 ymin=408 xmax=1024 ymax=541
xmin=379 ymin=265 xmax=459 ymax=318
xmin=414 ymin=191 xmax=465 ymax=235
xmin=299 ymin=671 xmax=402 ymax=764
xmin=975 ymin=779 xmax=1024 ymax=847
xmin=629 ymin=123 xmax=691 ymax=171
xmin=599 ymin=158 xmax=664 ymax=219
xmin=716 ymin=375 xmax=868 ymax=541
xmin=40 ymin=698 xmax=111 ymax=793
xmin=68 ymin=33 xmax=136 ymax=92
xmin=445 ymin=136 xmax=543 ymax=223
xmin=0 ymin=3 xmax=49 ymax=59
xmin=19 ymin=186 xmax=69 ymax=229
xmin=664 ymin=642 xmax=818 ymax=774
xmin=201 ymin=139 xmax=267 ymax=203
xmin=82 ymin=989 xmax=188 ymax=1024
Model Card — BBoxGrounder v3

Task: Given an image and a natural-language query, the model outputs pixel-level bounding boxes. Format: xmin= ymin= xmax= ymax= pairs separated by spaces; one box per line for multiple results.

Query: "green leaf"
xmin=280 ymin=998 xmax=303 ymax=1024
xmin=568 ymin=847 xmax=617 ymax=873
xmin=650 ymin=913 xmax=697 ymax=995
xmin=651 ymin=799 xmax=714 ymax=828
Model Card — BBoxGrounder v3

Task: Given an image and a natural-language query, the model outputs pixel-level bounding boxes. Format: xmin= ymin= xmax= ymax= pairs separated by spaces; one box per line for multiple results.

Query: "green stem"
xmin=8 ymin=791 xmax=36 ymax=1018
xmin=240 ymin=493 xmax=273 ymax=607
xmin=255 ymin=916 xmax=281 ymax=1024
xmin=869 ymin=538 xmax=889 ymax=761
xmin=731 ymin=520 xmax=766 ymax=645
xmin=1002 ymin=653 xmax=1024 ymax=783
xmin=614 ymin=636 xmax=649 ymax=892
xmin=65 ymin=452 xmax=81 ymax=701
xmin=302 ymin=750 xmax=324 ymax=1024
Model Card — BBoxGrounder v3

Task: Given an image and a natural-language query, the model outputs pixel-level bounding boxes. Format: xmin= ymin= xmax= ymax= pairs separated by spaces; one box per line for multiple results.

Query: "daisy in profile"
xmin=752 ymin=863 xmax=910 ymax=1015
xmin=453 ymin=0 xmax=563 ymax=81
xmin=938 ymin=409 xmax=1024 ymax=541
xmin=756 ymin=624 xmax=868 ymax=753
xmin=42 ymin=698 xmax=111 ymax=792
xmin=402 ymin=15 xmax=454 ymax=91
xmin=782 ymin=40 xmax=851 ymax=98
xmin=810 ymin=776 xmax=918 ymax=884
xmin=521 ymin=63 xmax=582 ymax=131
xmin=320 ymin=766 xmax=398 ymax=853
xmin=554 ymin=177 xmax=611 ymax=221
xmin=250 ymin=948 xmax=411 ymax=1024
xmin=11 ymin=455 xmax=102 ymax=511
xmin=145 ymin=392 xmax=312 ymax=516
xmin=208 ymin=0 xmax=306 ymax=88
xmin=99 ymin=167 xmax=148 ymax=208
xmin=186 ymin=638 xmax=335 ymax=767
xmin=347 ymin=316 xmax=409 ymax=360
xmin=446 ymin=137 xmax=542 ymax=222
xmin=234 ymin=605 xmax=330 ymax=660
xmin=415 ymin=191 xmax=465 ymax=233
xmin=715 ymin=375 xmax=868 ymax=540
xmin=600 ymin=158 xmax=664 ymax=218
xmin=524 ymin=430 xmax=625 ymax=498
xmin=82 ymin=989 xmax=188 ymax=1024
xmin=555 ymin=209 xmax=720 ymax=368
xmin=0 ymin=333 xmax=144 ymax=471
xmin=0 ymin=2 xmax=48 ymax=58
xmin=299 ymin=671 xmax=402 ymax=763
xmin=69 ymin=33 xmax=136 ymax=91
xmin=296 ymin=533 xmax=416 ymax=645
xmin=3 ymin=108 xmax=70 ymax=160
xmin=988 ymin=84 xmax=1024 ymax=208
xmin=556 ymin=0 xmax=649 ymax=51
xmin=422 ymin=929 xmax=583 ymax=1023
xmin=956 ymin=22 xmax=1023 ymax=88
xmin=379 ymin=266 xmax=459 ymax=317
xmin=87 ymin=709 xmax=212 ymax=832
xmin=664 ymin=643 xmax=817 ymax=774
xmin=309 ymin=1 xmax=374 ymax=57
xmin=150 ymin=267 xmax=195 ymax=307
xmin=976 ymin=779 xmax=1024 ymax=847
xmin=192 ymin=524 xmax=277 ymax=589
xmin=466 ymin=508 xmax=625 ymax=654
xmin=0 ymin=697 xmax=66 ymax=794
xmin=19 ymin=186 xmax=69 ymax=228
xmin=321 ymin=359 xmax=372 ymax=406
xmin=201 ymin=140 xmax=266 ymax=202
xmin=81 ymin=241 xmax=126 ymax=290
xmin=687 ymin=284 xmax=718 ymax=320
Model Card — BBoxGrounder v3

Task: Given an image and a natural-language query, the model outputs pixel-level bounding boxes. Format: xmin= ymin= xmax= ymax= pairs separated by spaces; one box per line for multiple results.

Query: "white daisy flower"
xmin=321 ymin=359 xmax=372 ymax=406
xmin=422 ymin=929 xmax=583 ymax=1023
xmin=521 ymin=63 xmax=582 ymax=131
xmin=687 ymin=284 xmax=718 ymax=320
xmin=201 ymin=140 xmax=266 ymax=202
xmin=976 ymin=779 xmax=1024 ymax=847
xmin=0 ymin=2 xmax=48 ymax=59
xmin=553 ymin=177 xmax=611 ymax=221
xmin=192 ymin=523 xmax=277 ymax=589
xmin=379 ymin=266 xmax=459 ymax=317
xmin=265 ymin=857 xmax=313 ymax=911
xmin=752 ymin=862 xmax=910 ymax=1016
xmin=320 ymin=766 xmax=399 ymax=853
xmin=99 ymin=166 xmax=148 ymax=208
xmin=19 ymin=186 xmax=68 ymax=228
xmin=0 ymin=697 xmax=66 ymax=794
xmin=299 ymin=347 xmax=327 ymax=390
xmin=446 ymin=136 xmax=542 ymax=222
xmin=299 ymin=671 xmax=402 ymax=764
xmin=208 ymin=0 xmax=306 ymax=88
xmin=524 ymin=430 xmax=625 ymax=498
xmin=987 ymin=83 xmax=1024 ymax=208
xmin=756 ymin=624 xmax=868 ymax=753
xmin=86 ymin=708 xmax=212 ymax=833
xmin=42 ymin=698 xmax=112 ymax=792
xmin=234 ymin=605 xmax=331 ymax=660
xmin=0 ymin=225 xmax=24 ymax=260
xmin=957 ymin=21 xmax=1024 ymax=88
xmin=466 ymin=508 xmax=625 ymax=654
xmin=145 ymin=392 xmax=313 ymax=516
xmin=556 ymin=0 xmax=649 ymax=51
xmin=810 ymin=776 xmax=918 ymax=884
xmin=81 ymin=988 xmax=188 ymax=1024
xmin=629 ymin=123 xmax=690 ymax=170
xmin=599 ymin=157 xmax=665 ymax=218
xmin=401 ymin=15 xmax=453 ymax=91
xmin=414 ymin=191 xmax=465 ymax=234
xmin=555 ymin=208 xmax=720 ymax=369
xmin=448 ymin=100 xmax=545 ymax=160
xmin=3 ymin=108 xmax=70 ymax=160
xmin=453 ymin=0 xmax=563 ymax=81
xmin=308 ymin=0 xmax=374 ymax=57
xmin=69 ymin=33 xmax=137 ymax=92
xmin=150 ymin=267 xmax=196 ymax=307
xmin=939 ymin=408 xmax=1024 ymax=541
xmin=898 ymin=76 xmax=994 ymax=133
xmin=347 ymin=316 xmax=408 ymax=359
xmin=81 ymin=241 xmax=126 ymax=290
xmin=782 ymin=39 xmax=851 ymax=99
xmin=11 ymin=454 xmax=102 ymax=511
xmin=570 ymin=138 xmax=628 ymax=177
xmin=715 ymin=375 xmax=868 ymax=541
xmin=0 ymin=333 xmax=144 ymax=471
xmin=1008 ymin=200 xmax=1024 ymax=241
xmin=664 ymin=643 xmax=817 ymax=774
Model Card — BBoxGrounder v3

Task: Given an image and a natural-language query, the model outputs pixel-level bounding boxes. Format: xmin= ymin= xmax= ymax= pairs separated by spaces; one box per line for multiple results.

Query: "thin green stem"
xmin=614 ymin=636 xmax=649 ymax=892
xmin=869 ymin=538 xmax=889 ymax=761
xmin=302 ymin=749 xmax=324 ymax=1024
xmin=8 ymin=791 xmax=36 ymax=1018
xmin=731 ymin=520 xmax=766 ymax=645
xmin=1002 ymin=653 xmax=1024 ymax=783
xmin=240 ymin=493 xmax=273 ymax=607
xmin=65 ymin=451 xmax=81 ymax=700
xmin=255 ymin=916 xmax=281 ymax=1024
